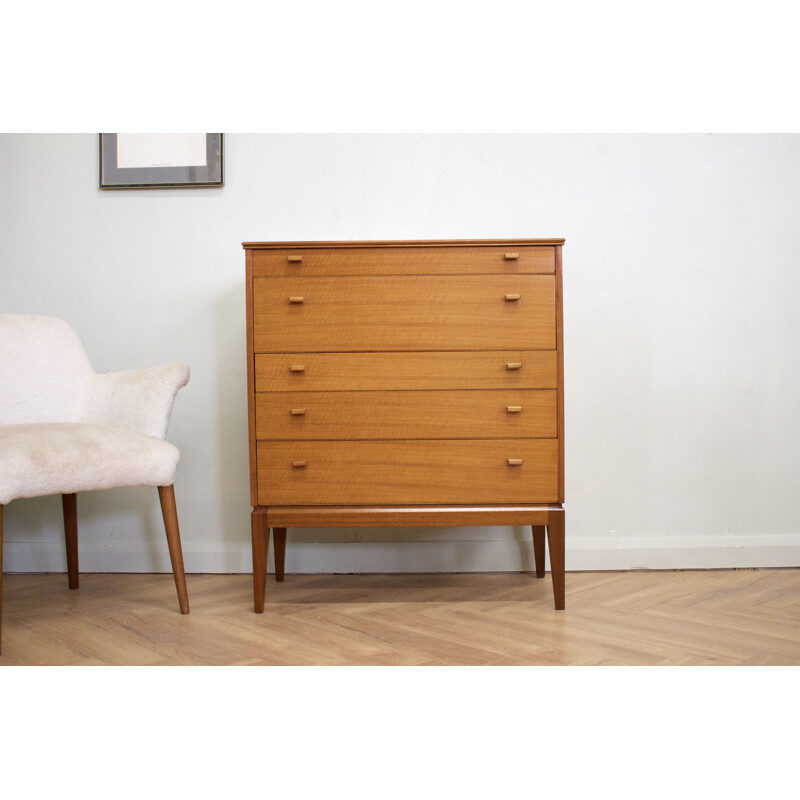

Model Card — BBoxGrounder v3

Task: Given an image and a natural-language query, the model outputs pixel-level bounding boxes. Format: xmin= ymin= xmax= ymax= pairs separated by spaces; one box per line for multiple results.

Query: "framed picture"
xmin=99 ymin=133 xmax=223 ymax=189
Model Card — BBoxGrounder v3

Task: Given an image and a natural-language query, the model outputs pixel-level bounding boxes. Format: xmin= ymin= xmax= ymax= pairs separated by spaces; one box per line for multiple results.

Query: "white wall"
xmin=2 ymin=133 xmax=799 ymax=573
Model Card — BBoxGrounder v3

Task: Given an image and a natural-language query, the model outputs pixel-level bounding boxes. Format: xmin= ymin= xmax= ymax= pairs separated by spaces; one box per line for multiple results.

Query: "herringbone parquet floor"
xmin=1 ymin=568 xmax=798 ymax=665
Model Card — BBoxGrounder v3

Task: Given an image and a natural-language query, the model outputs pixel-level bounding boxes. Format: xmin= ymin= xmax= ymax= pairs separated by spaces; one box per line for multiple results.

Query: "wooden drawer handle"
xmin=507 ymin=458 xmax=524 ymax=466
xmin=289 ymin=296 xmax=305 ymax=304
xmin=506 ymin=362 xmax=523 ymax=370
xmin=289 ymin=365 xmax=306 ymax=372
xmin=292 ymin=460 xmax=308 ymax=468
xmin=290 ymin=409 xmax=307 ymax=416
xmin=505 ymin=294 xmax=521 ymax=301
xmin=506 ymin=406 xmax=523 ymax=413
xmin=287 ymin=255 xmax=303 ymax=263
xmin=504 ymin=253 xmax=520 ymax=260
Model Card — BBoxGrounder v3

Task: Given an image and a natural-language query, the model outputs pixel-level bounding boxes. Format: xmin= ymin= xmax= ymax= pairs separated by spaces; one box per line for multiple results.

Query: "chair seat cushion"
xmin=0 ymin=423 xmax=180 ymax=504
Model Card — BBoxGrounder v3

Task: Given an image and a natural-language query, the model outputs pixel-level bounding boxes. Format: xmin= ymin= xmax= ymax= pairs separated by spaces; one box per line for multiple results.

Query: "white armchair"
xmin=0 ymin=314 xmax=190 ymax=652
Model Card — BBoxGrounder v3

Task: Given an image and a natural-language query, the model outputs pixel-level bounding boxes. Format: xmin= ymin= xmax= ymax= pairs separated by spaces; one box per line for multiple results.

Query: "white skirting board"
xmin=4 ymin=530 xmax=800 ymax=574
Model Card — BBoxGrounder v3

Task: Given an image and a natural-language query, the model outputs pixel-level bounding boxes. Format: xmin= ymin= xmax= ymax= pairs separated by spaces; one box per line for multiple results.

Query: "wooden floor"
xmin=1 ymin=568 xmax=799 ymax=665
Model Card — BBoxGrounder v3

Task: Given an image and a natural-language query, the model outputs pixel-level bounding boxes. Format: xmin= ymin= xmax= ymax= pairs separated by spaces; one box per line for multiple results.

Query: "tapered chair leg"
xmin=547 ymin=509 xmax=566 ymax=610
xmin=157 ymin=485 xmax=190 ymax=614
xmin=62 ymin=493 xmax=79 ymax=590
xmin=531 ymin=525 xmax=546 ymax=578
xmin=273 ymin=527 xmax=287 ymax=582
xmin=1 ymin=505 xmax=4 ymax=655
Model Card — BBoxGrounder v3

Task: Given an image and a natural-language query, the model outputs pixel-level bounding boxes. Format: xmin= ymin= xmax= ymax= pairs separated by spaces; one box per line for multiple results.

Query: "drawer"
xmin=257 ymin=439 xmax=559 ymax=505
xmin=255 ymin=351 xmax=557 ymax=392
xmin=251 ymin=245 xmax=555 ymax=277
xmin=252 ymin=275 xmax=556 ymax=352
xmin=255 ymin=390 xmax=557 ymax=440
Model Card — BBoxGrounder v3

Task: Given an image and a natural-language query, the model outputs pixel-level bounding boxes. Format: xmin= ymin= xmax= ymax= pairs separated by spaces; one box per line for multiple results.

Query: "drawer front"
xmin=253 ymin=275 xmax=556 ymax=352
xmin=256 ymin=390 xmax=557 ymax=440
xmin=255 ymin=351 xmax=558 ymax=392
xmin=257 ymin=439 xmax=559 ymax=505
xmin=251 ymin=245 xmax=555 ymax=277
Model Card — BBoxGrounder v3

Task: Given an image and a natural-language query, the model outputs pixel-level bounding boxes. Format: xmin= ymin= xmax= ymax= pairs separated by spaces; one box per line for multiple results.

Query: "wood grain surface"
xmin=255 ymin=389 xmax=557 ymax=440
xmin=2 ymin=569 xmax=798 ymax=665
xmin=257 ymin=439 xmax=559 ymax=505
xmin=253 ymin=275 xmax=556 ymax=352
xmin=255 ymin=350 xmax=558 ymax=392
xmin=250 ymin=244 xmax=555 ymax=277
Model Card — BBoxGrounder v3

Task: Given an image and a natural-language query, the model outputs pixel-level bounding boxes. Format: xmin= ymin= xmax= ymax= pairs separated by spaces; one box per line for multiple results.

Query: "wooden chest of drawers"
xmin=244 ymin=239 xmax=565 ymax=609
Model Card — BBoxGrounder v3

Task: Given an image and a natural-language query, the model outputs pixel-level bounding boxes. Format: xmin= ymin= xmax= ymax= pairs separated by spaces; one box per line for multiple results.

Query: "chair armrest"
xmin=78 ymin=362 xmax=190 ymax=439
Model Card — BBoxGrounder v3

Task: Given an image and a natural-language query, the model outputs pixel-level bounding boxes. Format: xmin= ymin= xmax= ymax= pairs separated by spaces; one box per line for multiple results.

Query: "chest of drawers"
xmin=244 ymin=239 xmax=565 ymax=609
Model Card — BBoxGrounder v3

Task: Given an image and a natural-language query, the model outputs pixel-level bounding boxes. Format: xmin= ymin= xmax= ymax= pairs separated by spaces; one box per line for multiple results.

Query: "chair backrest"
xmin=0 ymin=314 xmax=94 ymax=424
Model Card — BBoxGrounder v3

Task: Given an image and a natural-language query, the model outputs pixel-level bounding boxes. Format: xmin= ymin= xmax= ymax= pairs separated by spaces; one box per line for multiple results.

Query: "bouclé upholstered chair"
xmin=0 ymin=313 xmax=190 ymax=653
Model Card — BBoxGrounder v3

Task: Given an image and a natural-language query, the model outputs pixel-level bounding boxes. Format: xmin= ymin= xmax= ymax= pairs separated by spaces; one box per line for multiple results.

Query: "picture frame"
xmin=99 ymin=133 xmax=224 ymax=189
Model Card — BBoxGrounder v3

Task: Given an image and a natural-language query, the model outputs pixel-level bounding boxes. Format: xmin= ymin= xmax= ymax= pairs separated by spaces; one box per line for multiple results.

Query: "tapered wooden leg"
xmin=1 ymin=505 xmax=4 ymax=655
xmin=531 ymin=525 xmax=546 ymax=578
xmin=62 ymin=493 xmax=79 ymax=590
xmin=251 ymin=509 xmax=269 ymax=613
xmin=157 ymin=485 xmax=189 ymax=614
xmin=547 ymin=509 xmax=565 ymax=610
xmin=273 ymin=527 xmax=287 ymax=582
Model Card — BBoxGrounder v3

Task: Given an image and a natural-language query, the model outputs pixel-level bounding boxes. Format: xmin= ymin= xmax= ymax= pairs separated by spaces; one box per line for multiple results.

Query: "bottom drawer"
xmin=257 ymin=439 xmax=559 ymax=505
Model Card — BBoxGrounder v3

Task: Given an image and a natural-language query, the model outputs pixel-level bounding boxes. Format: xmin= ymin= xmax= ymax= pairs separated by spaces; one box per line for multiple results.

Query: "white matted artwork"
xmin=116 ymin=134 xmax=208 ymax=169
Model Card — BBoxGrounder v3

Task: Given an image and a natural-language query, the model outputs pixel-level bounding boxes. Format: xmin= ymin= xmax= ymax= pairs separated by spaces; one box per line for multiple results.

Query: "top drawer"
xmin=250 ymin=245 xmax=555 ymax=277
